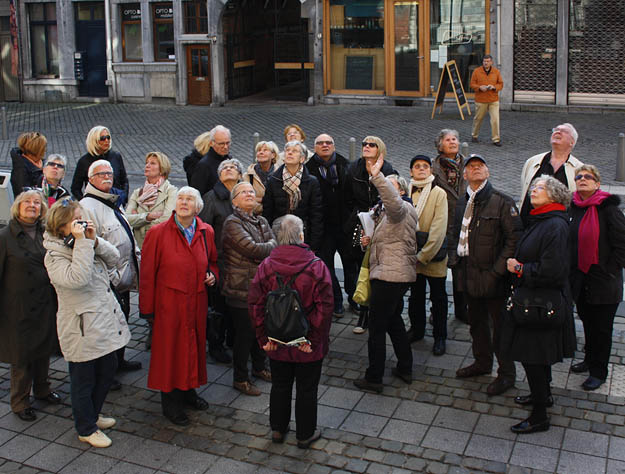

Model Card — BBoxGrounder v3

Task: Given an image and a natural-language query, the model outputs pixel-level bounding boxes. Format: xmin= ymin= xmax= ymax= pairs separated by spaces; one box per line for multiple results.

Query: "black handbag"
xmin=416 ymin=231 xmax=448 ymax=262
xmin=506 ymin=286 xmax=564 ymax=329
xmin=201 ymin=230 xmax=225 ymax=340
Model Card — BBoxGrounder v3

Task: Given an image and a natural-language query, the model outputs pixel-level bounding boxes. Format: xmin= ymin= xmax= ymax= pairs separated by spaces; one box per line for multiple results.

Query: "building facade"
xmin=4 ymin=0 xmax=624 ymax=107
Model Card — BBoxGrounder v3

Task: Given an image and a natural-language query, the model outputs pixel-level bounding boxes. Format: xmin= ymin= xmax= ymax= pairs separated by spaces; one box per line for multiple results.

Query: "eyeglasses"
xmin=412 ymin=163 xmax=430 ymax=170
xmin=531 ymin=185 xmax=546 ymax=191
xmin=221 ymin=165 xmax=238 ymax=171
xmin=575 ymin=173 xmax=597 ymax=182
xmin=234 ymin=189 xmax=255 ymax=198
xmin=22 ymin=186 xmax=43 ymax=192
xmin=93 ymin=171 xmax=114 ymax=178
xmin=46 ymin=162 xmax=65 ymax=169
xmin=362 ymin=142 xmax=378 ymax=148
xmin=214 ymin=141 xmax=231 ymax=146
xmin=315 ymin=140 xmax=334 ymax=146
xmin=552 ymin=127 xmax=571 ymax=135
xmin=286 ymin=132 xmax=301 ymax=138
xmin=98 ymin=135 xmax=111 ymax=142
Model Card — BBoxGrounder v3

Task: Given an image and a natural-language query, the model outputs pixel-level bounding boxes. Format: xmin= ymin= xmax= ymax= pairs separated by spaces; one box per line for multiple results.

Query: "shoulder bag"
xmin=506 ymin=286 xmax=564 ymax=329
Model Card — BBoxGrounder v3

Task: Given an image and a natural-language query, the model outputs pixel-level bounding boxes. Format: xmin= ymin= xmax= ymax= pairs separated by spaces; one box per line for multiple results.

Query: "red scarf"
xmin=529 ymin=203 xmax=565 ymax=215
xmin=572 ymin=190 xmax=611 ymax=273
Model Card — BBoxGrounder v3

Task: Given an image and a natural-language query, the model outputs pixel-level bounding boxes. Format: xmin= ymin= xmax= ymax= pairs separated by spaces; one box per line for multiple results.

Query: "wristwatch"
xmin=514 ymin=263 xmax=523 ymax=274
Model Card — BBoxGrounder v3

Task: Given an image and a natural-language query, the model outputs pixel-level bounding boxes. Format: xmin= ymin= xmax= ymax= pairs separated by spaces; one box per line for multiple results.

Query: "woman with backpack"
xmin=248 ymin=214 xmax=333 ymax=449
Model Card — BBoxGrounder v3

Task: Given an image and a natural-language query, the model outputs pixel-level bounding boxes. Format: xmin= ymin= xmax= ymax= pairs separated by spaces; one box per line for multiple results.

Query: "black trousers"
xmin=10 ymin=357 xmax=51 ymax=412
xmin=577 ymin=294 xmax=619 ymax=380
xmin=466 ymin=295 xmax=515 ymax=379
xmin=114 ymin=289 xmax=131 ymax=365
xmin=161 ymin=388 xmax=198 ymax=417
xmin=522 ymin=363 xmax=550 ymax=421
xmin=343 ymin=244 xmax=366 ymax=305
xmin=452 ymin=267 xmax=467 ymax=320
xmin=365 ymin=280 xmax=413 ymax=383
xmin=408 ymin=274 xmax=448 ymax=341
xmin=229 ymin=306 xmax=266 ymax=383
xmin=269 ymin=358 xmax=322 ymax=441
xmin=318 ymin=231 xmax=351 ymax=311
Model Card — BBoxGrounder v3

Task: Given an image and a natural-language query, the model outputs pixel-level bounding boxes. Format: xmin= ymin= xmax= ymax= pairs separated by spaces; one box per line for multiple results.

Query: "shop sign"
xmin=122 ymin=4 xmax=141 ymax=21
xmin=154 ymin=5 xmax=173 ymax=19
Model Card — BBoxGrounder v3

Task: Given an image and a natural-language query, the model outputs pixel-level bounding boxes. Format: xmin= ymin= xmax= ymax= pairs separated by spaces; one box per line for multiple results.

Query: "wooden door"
xmin=187 ymin=45 xmax=212 ymax=105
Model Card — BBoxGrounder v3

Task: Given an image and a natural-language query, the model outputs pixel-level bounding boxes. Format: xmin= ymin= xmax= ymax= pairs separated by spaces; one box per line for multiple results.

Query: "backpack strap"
xmin=286 ymin=257 xmax=320 ymax=286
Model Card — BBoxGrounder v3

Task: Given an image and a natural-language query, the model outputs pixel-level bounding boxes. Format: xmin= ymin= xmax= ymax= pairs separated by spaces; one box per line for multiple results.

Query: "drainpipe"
xmin=496 ymin=0 xmax=501 ymax=65
xmin=105 ymin=0 xmax=118 ymax=102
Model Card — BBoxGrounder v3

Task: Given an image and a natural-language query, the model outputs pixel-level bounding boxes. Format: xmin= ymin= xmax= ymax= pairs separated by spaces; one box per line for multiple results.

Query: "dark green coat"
xmin=0 ymin=219 xmax=57 ymax=364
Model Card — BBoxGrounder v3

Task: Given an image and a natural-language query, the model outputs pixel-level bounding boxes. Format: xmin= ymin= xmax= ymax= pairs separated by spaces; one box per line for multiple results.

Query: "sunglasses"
xmin=60 ymin=197 xmax=74 ymax=207
xmin=575 ymin=173 xmax=597 ymax=182
xmin=362 ymin=142 xmax=378 ymax=148
xmin=99 ymin=135 xmax=111 ymax=141
xmin=22 ymin=186 xmax=43 ymax=192
xmin=315 ymin=140 xmax=334 ymax=146
xmin=46 ymin=162 xmax=65 ymax=169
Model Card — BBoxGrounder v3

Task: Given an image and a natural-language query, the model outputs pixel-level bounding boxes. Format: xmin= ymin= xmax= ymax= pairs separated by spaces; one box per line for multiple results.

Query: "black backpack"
xmin=265 ymin=258 xmax=320 ymax=344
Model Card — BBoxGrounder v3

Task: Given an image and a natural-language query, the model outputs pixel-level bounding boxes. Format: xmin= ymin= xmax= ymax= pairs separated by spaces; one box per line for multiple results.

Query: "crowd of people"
xmin=2 ymin=120 xmax=624 ymax=451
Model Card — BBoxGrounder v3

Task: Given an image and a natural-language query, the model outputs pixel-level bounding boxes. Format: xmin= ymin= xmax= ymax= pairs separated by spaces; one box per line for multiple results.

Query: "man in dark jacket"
xmin=306 ymin=134 xmax=351 ymax=317
xmin=449 ymin=154 xmax=522 ymax=396
xmin=432 ymin=129 xmax=468 ymax=323
xmin=190 ymin=125 xmax=232 ymax=196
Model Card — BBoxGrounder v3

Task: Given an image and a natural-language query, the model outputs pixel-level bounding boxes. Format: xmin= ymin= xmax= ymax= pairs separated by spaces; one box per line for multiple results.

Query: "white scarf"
xmin=457 ymin=179 xmax=487 ymax=257
xmin=409 ymin=175 xmax=435 ymax=231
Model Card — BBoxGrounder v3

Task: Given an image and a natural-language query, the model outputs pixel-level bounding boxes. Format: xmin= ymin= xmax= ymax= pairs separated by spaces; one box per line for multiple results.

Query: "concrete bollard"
xmin=252 ymin=132 xmax=260 ymax=157
xmin=1 ymin=107 xmax=6 ymax=141
xmin=461 ymin=141 xmax=469 ymax=158
xmin=349 ymin=137 xmax=356 ymax=162
xmin=616 ymin=133 xmax=625 ymax=182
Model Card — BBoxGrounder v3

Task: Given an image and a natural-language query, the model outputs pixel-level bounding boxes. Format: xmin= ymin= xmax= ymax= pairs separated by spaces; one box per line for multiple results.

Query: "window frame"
xmin=183 ymin=0 xmax=208 ymax=34
xmin=28 ymin=2 xmax=58 ymax=78
xmin=121 ymin=4 xmax=142 ymax=62
xmin=152 ymin=2 xmax=175 ymax=62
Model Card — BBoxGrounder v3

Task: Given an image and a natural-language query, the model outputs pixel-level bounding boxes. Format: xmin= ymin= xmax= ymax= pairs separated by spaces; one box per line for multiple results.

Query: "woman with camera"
xmin=44 ymin=198 xmax=131 ymax=448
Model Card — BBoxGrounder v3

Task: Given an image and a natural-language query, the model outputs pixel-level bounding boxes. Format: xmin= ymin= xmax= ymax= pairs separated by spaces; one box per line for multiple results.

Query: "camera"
xmin=76 ymin=220 xmax=88 ymax=229
xmin=63 ymin=221 xmax=89 ymax=248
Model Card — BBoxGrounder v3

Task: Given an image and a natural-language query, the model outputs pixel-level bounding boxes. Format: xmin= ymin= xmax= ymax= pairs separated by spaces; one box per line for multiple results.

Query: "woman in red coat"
xmin=139 ymin=186 xmax=218 ymax=426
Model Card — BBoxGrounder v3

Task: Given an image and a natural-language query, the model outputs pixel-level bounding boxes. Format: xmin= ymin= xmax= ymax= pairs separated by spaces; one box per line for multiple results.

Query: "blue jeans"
xmin=68 ymin=351 xmax=118 ymax=436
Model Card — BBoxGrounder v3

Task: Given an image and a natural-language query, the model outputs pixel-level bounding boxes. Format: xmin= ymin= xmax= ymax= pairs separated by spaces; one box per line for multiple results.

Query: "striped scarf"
xmin=282 ymin=165 xmax=303 ymax=211
xmin=457 ymin=180 xmax=487 ymax=257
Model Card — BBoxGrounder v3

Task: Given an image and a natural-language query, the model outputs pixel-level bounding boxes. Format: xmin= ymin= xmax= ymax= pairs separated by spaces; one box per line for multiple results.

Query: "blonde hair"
xmin=194 ymin=131 xmax=212 ymax=155
xmin=46 ymin=199 xmax=81 ymax=238
xmin=362 ymin=136 xmax=387 ymax=160
xmin=145 ymin=152 xmax=171 ymax=179
xmin=230 ymin=181 xmax=255 ymax=201
xmin=575 ymin=164 xmax=601 ymax=183
xmin=284 ymin=124 xmax=306 ymax=142
xmin=17 ymin=132 xmax=47 ymax=161
xmin=85 ymin=126 xmax=112 ymax=156
xmin=255 ymin=141 xmax=279 ymax=164
xmin=11 ymin=189 xmax=47 ymax=221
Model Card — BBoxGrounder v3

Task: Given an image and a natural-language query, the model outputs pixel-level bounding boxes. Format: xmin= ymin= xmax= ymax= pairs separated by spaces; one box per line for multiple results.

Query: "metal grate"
xmin=568 ymin=0 xmax=625 ymax=94
xmin=513 ymin=0 xmax=558 ymax=93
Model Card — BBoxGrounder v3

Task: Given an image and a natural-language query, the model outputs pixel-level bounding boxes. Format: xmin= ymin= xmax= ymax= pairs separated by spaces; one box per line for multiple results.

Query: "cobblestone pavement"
xmin=1 ymin=102 xmax=625 ymax=473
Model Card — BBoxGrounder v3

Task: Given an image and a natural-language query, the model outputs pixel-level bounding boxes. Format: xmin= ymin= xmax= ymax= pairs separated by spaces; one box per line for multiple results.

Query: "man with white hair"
xmin=519 ymin=123 xmax=583 ymax=227
xmin=190 ymin=125 xmax=232 ymax=196
xmin=80 ymin=160 xmax=142 ymax=388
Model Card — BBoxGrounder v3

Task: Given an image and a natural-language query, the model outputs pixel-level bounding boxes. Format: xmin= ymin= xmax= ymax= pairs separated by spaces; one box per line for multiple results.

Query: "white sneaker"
xmin=353 ymin=326 xmax=366 ymax=334
xmin=96 ymin=415 xmax=116 ymax=430
xmin=78 ymin=429 xmax=112 ymax=448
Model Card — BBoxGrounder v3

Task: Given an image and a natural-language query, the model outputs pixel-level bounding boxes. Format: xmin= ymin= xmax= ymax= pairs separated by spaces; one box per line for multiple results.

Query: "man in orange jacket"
xmin=470 ymin=55 xmax=503 ymax=147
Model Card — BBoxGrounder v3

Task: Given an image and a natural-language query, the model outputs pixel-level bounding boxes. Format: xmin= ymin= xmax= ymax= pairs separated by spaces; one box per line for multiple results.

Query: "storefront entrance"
xmin=75 ymin=2 xmax=107 ymax=97
xmin=186 ymin=45 xmax=212 ymax=105
xmin=324 ymin=0 xmax=487 ymax=98
xmin=222 ymin=0 xmax=311 ymax=101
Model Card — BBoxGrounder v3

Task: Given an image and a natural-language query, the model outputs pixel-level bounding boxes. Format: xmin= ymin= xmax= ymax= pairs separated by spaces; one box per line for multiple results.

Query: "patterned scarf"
xmin=282 ymin=165 xmax=303 ymax=212
xmin=254 ymin=163 xmax=274 ymax=186
xmin=410 ymin=175 xmax=435 ymax=226
xmin=572 ymin=189 xmax=611 ymax=273
xmin=457 ymin=179 xmax=487 ymax=257
xmin=313 ymin=153 xmax=339 ymax=186
xmin=175 ymin=213 xmax=196 ymax=245
xmin=137 ymin=177 xmax=164 ymax=209
xmin=440 ymin=156 xmax=461 ymax=191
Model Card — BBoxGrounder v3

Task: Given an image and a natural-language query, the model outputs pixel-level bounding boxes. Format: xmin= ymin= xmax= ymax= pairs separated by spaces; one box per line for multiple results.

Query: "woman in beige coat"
xmin=353 ymin=155 xmax=418 ymax=394
xmin=406 ymin=155 xmax=449 ymax=355
xmin=244 ymin=141 xmax=279 ymax=214
xmin=126 ymin=152 xmax=177 ymax=248
xmin=44 ymin=198 xmax=131 ymax=449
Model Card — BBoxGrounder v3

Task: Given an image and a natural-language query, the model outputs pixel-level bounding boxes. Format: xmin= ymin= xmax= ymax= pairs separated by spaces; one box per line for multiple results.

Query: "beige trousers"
xmin=472 ymin=101 xmax=500 ymax=143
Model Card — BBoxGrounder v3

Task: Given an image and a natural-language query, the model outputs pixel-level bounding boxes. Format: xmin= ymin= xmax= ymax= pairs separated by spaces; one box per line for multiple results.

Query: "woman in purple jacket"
xmin=248 ymin=214 xmax=333 ymax=449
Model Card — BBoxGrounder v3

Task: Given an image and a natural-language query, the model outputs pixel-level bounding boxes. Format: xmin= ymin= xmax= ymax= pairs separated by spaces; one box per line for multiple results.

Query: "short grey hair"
xmin=45 ymin=154 xmax=67 ymax=168
xmin=230 ymin=181 xmax=255 ymax=201
xmin=209 ymin=125 xmax=231 ymax=142
xmin=530 ymin=174 xmax=571 ymax=207
xmin=274 ymin=214 xmax=304 ymax=245
xmin=388 ymin=174 xmax=409 ymax=196
xmin=177 ymin=186 xmax=204 ymax=214
xmin=87 ymin=159 xmax=112 ymax=178
xmin=435 ymin=129 xmax=460 ymax=152
xmin=558 ymin=123 xmax=578 ymax=147
xmin=284 ymin=140 xmax=308 ymax=157
xmin=217 ymin=158 xmax=244 ymax=177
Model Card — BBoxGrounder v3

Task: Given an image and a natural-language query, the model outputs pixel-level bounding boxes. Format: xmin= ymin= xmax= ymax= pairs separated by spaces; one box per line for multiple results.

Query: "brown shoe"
xmin=456 ymin=364 xmax=491 ymax=378
xmin=252 ymin=369 xmax=272 ymax=383
xmin=486 ymin=377 xmax=515 ymax=396
xmin=233 ymin=381 xmax=261 ymax=396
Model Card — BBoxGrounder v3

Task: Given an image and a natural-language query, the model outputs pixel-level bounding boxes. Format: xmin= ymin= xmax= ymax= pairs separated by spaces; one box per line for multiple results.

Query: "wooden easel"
xmin=431 ymin=60 xmax=472 ymax=120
